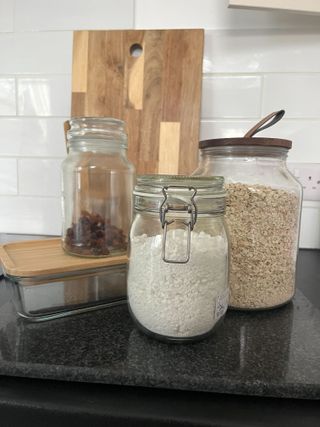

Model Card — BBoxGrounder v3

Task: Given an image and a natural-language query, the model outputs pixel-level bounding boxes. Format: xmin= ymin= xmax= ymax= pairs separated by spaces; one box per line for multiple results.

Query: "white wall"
xmin=0 ymin=0 xmax=320 ymax=244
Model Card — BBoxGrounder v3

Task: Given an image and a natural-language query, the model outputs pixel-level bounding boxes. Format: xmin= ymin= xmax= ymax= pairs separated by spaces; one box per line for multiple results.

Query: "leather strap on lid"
xmin=244 ymin=110 xmax=285 ymax=138
xmin=199 ymin=110 xmax=292 ymax=149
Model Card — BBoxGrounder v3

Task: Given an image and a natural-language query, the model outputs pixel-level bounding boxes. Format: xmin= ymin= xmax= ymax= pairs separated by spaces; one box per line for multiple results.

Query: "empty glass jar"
xmin=127 ymin=175 xmax=229 ymax=343
xmin=61 ymin=117 xmax=135 ymax=257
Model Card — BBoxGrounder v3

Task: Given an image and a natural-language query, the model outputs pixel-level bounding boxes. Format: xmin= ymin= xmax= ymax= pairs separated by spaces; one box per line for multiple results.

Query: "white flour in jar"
xmin=128 ymin=229 xmax=228 ymax=338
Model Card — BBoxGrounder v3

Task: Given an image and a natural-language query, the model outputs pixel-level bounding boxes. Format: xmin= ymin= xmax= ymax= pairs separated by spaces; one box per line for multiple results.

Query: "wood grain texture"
xmin=71 ymin=29 xmax=204 ymax=175
xmin=0 ymin=239 xmax=127 ymax=278
xmin=72 ymin=30 xmax=89 ymax=93
xmin=158 ymin=122 xmax=181 ymax=175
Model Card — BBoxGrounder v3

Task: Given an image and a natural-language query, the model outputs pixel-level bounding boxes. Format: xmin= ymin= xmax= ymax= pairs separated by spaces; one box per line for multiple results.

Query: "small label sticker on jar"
xmin=215 ymin=289 xmax=229 ymax=320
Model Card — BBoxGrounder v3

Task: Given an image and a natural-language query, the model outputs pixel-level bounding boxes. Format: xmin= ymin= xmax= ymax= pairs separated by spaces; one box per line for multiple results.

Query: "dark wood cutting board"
xmin=71 ymin=29 xmax=204 ymax=175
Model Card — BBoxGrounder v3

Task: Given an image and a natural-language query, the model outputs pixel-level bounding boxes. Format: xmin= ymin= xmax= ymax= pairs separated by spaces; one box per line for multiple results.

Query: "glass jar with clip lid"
xmin=127 ymin=175 xmax=229 ymax=343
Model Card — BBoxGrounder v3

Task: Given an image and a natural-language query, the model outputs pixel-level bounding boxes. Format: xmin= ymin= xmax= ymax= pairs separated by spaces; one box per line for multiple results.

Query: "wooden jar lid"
xmin=200 ymin=110 xmax=292 ymax=150
xmin=199 ymin=137 xmax=292 ymax=150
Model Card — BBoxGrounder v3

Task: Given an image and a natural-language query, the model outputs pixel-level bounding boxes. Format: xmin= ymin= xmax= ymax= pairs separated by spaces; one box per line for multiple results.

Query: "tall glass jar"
xmin=193 ymin=138 xmax=302 ymax=310
xmin=127 ymin=175 xmax=229 ymax=343
xmin=61 ymin=117 xmax=135 ymax=257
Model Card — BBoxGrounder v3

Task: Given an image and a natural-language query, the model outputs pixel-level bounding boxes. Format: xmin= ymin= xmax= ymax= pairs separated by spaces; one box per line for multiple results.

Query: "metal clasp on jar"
xmin=159 ymin=186 xmax=198 ymax=264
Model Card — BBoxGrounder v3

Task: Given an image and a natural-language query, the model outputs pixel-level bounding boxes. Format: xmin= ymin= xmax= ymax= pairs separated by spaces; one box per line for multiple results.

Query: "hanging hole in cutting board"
xmin=130 ymin=43 xmax=143 ymax=57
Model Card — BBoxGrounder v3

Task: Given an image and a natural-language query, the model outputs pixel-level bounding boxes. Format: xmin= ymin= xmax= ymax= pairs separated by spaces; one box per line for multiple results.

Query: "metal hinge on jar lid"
xmin=159 ymin=186 xmax=198 ymax=264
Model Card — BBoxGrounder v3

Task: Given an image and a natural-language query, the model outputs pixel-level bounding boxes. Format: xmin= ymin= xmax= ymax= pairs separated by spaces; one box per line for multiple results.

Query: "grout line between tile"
xmin=202 ymin=72 xmax=320 ymax=77
xmin=0 ymin=155 xmax=65 ymax=160
xmin=2 ymin=28 xmax=320 ymax=34
xmin=201 ymin=115 xmax=260 ymax=121
xmin=133 ymin=0 xmax=136 ymax=28
xmin=1 ymin=29 xmax=80 ymax=34
xmin=259 ymin=74 xmax=264 ymax=117
xmin=0 ymin=115 xmax=69 ymax=119
xmin=15 ymin=157 xmax=19 ymax=195
xmin=200 ymin=118 xmax=320 ymax=122
xmin=0 ymin=194 xmax=60 ymax=199
xmin=201 ymin=116 xmax=320 ymax=121
xmin=18 ymin=194 xmax=61 ymax=199
xmin=12 ymin=0 xmax=17 ymax=32
xmin=0 ymin=74 xmax=72 ymax=82
xmin=1 ymin=115 xmax=319 ymax=121
xmin=3 ymin=72 xmax=320 ymax=79
xmin=14 ymin=76 xmax=19 ymax=116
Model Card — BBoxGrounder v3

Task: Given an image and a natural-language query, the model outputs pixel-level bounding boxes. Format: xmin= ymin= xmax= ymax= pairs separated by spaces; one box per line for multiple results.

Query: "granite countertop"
xmin=0 ymin=235 xmax=320 ymax=401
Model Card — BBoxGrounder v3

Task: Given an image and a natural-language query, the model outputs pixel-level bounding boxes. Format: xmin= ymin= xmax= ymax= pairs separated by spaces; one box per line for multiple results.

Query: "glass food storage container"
xmin=0 ymin=235 xmax=128 ymax=322
xmin=127 ymin=175 xmax=229 ymax=343
xmin=193 ymin=111 xmax=302 ymax=310
xmin=62 ymin=117 xmax=135 ymax=258
xmin=11 ymin=264 xmax=127 ymax=322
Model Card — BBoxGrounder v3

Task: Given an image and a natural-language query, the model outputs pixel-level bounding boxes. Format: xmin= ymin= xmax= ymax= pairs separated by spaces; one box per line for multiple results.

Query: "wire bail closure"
xmin=159 ymin=186 xmax=198 ymax=264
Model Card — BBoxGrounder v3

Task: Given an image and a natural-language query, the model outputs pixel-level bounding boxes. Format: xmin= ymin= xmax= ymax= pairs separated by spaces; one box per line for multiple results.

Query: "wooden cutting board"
xmin=71 ymin=29 xmax=204 ymax=175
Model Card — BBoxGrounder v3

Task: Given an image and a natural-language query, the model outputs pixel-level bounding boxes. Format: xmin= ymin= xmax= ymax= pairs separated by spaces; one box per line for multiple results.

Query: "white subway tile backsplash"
xmin=17 ymin=76 xmax=71 ymax=116
xmin=0 ymin=196 xmax=62 ymax=235
xmin=0 ymin=159 xmax=17 ymax=195
xmin=200 ymin=120 xmax=253 ymax=140
xmin=0 ymin=78 xmax=15 ymax=115
xmin=0 ymin=32 xmax=72 ymax=75
xmin=0 ymin=0 xmax=317 ymax=247
xmin=15 ymin=0 xmax=134 ymax=31
xmin=201 ymin=76 xmax=261 ymax=119
xmin=261 ymin=120 xmax=320 ymax=163
xmin=136 ymin=0 xmax=221 ymax=29
xmin=135 ymin=0 xmax=320 ymax=30
xmin=299 ymin=201 xmax=320 ymax=249
xmin=0 ymin=0 xmax=14 ymax=32
xmin=262 ymin=74 xmax=320 ymax=118
xmin=204 ymin=30 xmax=320 ymax=74
xmin=18 ymin=159 xmax=63 ymax=197
xmin=0 ymin=118 xmax=67 ymax=157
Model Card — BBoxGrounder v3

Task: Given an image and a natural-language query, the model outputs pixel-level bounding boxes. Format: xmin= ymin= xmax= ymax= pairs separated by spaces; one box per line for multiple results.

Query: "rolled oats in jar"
xmin=193 ymin=111 xmax=302 ymax=310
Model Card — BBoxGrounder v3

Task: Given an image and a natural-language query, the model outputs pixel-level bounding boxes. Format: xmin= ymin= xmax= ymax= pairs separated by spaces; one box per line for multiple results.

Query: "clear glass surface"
xmin=127 ymin=175 xmax=229 ymax=342
xmin=194 ymin=145 xmax=303 ymax=310
xmin=61 ymin=118 xmax=135 ymax=258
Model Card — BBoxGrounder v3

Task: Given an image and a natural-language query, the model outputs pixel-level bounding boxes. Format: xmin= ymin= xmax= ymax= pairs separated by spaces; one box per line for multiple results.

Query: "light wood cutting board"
xmin=71 ymin=29 xmax=204 ymax=175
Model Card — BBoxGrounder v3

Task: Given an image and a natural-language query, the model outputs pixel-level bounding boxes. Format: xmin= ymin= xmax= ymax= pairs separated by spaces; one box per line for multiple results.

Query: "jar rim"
xmin=69 ymin=117 xmax=125 ymax=126
xmin=67 ymin=116 xmax=127 ymax=147
xmin=134 ymin=174 xmax=225 ymax=197
xmin=199 ymin=137 xmax=292 ymax=150
xmin=133 ymin=175 xmax=225 ymax=216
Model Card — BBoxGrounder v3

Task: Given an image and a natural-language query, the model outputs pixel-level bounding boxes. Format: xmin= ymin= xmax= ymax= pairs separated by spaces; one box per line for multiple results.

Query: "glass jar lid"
xmin=134 ymin=175 xmax=226 ymax=264
xmin=135 ymin=175 xmax=225 ymax=194
xmin=67 ymin=117 xmax=127 ymax=147
xmin=133 ymin=174 xmax=226 ymax=215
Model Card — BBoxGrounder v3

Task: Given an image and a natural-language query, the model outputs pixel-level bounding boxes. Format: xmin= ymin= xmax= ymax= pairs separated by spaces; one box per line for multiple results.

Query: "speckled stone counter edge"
xmin=0 ymin=361 xmax=319 ymax=400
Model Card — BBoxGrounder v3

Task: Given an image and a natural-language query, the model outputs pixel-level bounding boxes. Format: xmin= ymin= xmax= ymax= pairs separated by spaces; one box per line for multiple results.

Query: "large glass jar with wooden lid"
xmin=193 ymin=111 xmax=302 ymax=310
xmin=61 ymin=117 xmax=135 ymax=258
